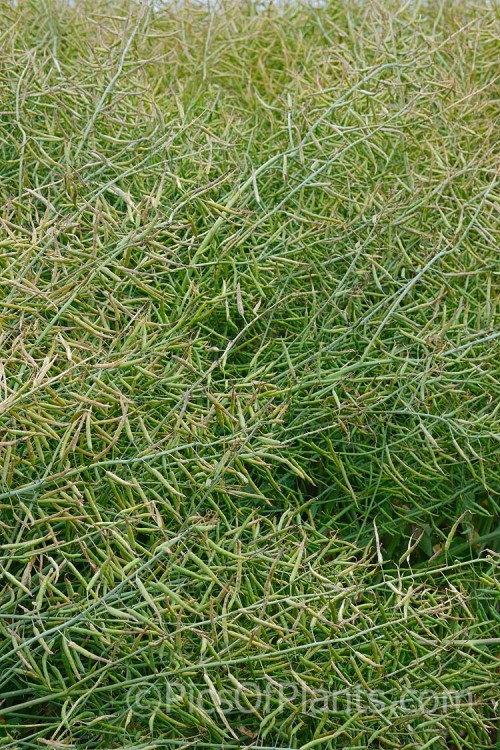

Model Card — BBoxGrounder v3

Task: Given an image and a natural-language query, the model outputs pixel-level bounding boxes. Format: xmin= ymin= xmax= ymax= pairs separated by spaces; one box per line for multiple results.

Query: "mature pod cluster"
xmin=0 ymin=1 xmax=498 ymax=748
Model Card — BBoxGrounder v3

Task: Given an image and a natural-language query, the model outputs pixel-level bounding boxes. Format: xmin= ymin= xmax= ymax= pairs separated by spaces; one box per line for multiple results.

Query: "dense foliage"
xmin=0 ymin=1 xmax=498 ymax=748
